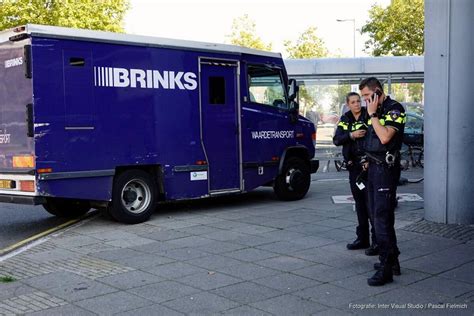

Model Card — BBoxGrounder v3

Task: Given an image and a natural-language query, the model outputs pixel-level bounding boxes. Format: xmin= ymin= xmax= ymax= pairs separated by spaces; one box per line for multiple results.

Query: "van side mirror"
xmin=288 ymin=79 xmax=299 ymax=102
xmin=287 ymin=79 xmax=299 ymax=124
xmin=289 ymin=101 xmax=299 ymax=124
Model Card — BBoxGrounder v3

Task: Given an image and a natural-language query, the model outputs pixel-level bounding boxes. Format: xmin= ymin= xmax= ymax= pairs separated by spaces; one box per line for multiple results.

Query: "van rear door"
xmin=0 ymin=33 xmax=36 ymax=200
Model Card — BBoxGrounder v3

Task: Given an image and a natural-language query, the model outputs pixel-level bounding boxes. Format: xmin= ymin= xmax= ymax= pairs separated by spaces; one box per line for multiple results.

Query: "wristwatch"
xmin=369 ymin=112 xmax=378 ymax=118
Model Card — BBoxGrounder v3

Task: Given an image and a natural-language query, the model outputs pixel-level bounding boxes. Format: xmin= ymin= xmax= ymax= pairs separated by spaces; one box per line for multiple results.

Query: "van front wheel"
xmin=108 ymin=169 xmax=157 ymax=224
xmin=273 ymin=157 xmax=311 ymax=201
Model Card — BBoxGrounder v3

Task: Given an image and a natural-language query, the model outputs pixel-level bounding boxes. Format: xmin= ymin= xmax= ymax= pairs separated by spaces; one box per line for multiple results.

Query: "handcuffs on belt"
xmin=385 ymin=152 xmax=396 ymax=166
xmin=365 ymin=152 xmax=397 ymax=167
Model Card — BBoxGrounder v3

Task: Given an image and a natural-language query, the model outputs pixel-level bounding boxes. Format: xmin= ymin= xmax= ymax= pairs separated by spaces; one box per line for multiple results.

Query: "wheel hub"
xmin=287 ymin=169 xmax=304 ymax=191
xmin=121 ymin=179 xmax=151 ymax=214
xmin=123 ymin=189 xmax=138 ymax=203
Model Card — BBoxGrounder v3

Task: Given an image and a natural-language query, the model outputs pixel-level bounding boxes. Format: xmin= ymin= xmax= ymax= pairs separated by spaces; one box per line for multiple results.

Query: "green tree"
xmin=284 ymin=26 xmax=328 ymax=59
xmin=391 ymin=83 xmax=424 ymax=104
xmin=332 ymin=84 xmax=352 ymax=114
xmin=0 ymin=0 xmax=129 ymax=32
xmin=361 ymin=0 xmax=424 ymax=56
xmin=284 ymin=27 xmax=328 ymax=114
xmin=227 ymin=14 xmax=272 ymax=51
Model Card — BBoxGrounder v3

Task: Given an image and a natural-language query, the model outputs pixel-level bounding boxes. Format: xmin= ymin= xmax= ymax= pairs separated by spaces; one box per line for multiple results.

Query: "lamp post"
xmin=336 ymin=18 xmax=356 ymax=57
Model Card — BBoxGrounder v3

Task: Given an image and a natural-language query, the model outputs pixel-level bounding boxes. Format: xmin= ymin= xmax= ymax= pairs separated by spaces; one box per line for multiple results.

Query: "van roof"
xmin=13 ymin=24 xmax=281 ymax=59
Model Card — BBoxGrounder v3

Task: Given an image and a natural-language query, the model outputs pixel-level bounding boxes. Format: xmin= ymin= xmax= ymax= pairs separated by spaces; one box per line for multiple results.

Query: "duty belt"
xmin=365 ymin=151 xmax=399 ymax=167
xmin=344 ymin=155 xmax=367 ymax=169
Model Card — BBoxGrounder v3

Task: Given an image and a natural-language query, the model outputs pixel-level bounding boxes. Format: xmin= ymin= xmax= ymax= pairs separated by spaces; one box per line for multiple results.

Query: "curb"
xmin=0 ymin=210 xmax=99 ymax=258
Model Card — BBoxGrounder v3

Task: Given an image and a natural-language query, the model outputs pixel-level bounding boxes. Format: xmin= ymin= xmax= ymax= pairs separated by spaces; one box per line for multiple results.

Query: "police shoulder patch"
xmin=389 ymin=110 xmax=401 ymax=120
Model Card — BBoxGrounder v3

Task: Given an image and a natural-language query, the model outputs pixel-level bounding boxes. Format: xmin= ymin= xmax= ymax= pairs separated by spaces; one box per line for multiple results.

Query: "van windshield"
xmin=248 ymin=65 xmax=287 ymax=109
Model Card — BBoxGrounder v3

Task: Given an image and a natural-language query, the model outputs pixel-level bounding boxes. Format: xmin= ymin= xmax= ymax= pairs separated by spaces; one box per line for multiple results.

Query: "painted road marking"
xmin=332 ymin=193 xmax=424 ymax=204
xmin=0 ymin=210 xmax=99 ymax=258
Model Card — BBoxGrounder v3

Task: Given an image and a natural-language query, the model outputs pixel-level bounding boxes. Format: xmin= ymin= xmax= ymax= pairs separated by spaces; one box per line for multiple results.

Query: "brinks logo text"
xmin=94 ymin=67 xmax=198 ymax=90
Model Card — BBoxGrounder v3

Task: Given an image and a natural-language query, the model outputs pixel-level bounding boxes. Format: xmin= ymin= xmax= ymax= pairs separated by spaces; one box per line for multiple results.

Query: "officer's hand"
xmin=367 ymin=93 xmax=379 ymax=115
xmin=351 ymin=130 xmax=366 ymax=139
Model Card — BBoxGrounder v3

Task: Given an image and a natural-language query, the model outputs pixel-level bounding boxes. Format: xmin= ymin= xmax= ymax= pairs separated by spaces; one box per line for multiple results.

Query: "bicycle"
xmin=400 ymin=143 xmax=424 ymax=170
xmin=334 ymin=152 xmax=347 ymax=172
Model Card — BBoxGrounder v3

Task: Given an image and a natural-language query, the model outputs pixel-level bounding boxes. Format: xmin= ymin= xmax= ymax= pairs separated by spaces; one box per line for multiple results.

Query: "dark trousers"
xmin=392 ymin=160 xmax=401 ymax=208
xmin=349 ymin=164 xmax=375 ymax=245
xmin=367 ymin=162 xmax=400 ymax=259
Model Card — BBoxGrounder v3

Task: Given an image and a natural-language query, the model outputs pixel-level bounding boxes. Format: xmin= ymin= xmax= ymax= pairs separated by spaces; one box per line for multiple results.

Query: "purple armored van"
xmin=0 ymin=25 xmax=318 ymax=223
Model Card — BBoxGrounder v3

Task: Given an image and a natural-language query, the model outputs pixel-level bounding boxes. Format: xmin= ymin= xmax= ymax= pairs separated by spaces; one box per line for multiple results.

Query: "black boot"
xmin=346 ymin=238 xmax=370 ymax=250
xmin=365 ymin=244 xmax=379 ymax=256
xmin=368 ymin=256 xmax=394 ymax=286
xmin=374 ymin=257 xmax=401 ymax=276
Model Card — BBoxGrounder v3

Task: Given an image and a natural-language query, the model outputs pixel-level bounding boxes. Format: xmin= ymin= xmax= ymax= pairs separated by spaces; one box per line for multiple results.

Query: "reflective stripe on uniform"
xmin=351 ymin=122 xmax=368 ymax=131
xmin=338 ymin=121 xmax=349 ymax=130
xmin=368 ymin=118 xmax=385 ymax=126
xmin=397 ymin=115 xmax=407 ymax=124
xmin=384 ymin=112 xmax=406 ymax=124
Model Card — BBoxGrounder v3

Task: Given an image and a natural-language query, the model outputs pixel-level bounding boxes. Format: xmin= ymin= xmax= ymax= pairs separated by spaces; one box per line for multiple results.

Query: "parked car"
xmin=402 ymin=102 xmax=424 ymax=117
xmin=404 ymin=112 xmax=424 ymax=146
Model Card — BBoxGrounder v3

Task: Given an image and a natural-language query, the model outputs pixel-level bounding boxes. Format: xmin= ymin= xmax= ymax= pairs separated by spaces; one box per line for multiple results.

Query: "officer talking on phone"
xmin=359 ymin=77 xmax=406 ymax=286
xmin=333 ymin=92 xmax=378 ymax=256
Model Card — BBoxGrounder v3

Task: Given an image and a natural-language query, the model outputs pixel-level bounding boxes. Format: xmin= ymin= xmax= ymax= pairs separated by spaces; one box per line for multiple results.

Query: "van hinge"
xmin=26 ymin=104 xmax=34 ymax=137
xmin=24 ymin=45 xmax=32 ymax=79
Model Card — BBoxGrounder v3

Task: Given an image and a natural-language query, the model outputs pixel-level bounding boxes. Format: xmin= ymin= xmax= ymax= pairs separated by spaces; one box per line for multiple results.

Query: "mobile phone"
xmin=371 ymin=89 xmax=383 ymax=102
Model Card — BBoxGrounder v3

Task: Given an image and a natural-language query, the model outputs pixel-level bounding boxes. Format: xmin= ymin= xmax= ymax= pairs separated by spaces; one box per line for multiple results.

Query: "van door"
xmin=0 ymin=40 xmax=34 ymax=172
xmin=200 ymin=59 xmax=241 ymax=193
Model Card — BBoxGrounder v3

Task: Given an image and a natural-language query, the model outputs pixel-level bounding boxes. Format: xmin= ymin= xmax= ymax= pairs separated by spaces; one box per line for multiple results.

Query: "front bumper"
xmin=310 ymin=159 xmax=319 ymax=174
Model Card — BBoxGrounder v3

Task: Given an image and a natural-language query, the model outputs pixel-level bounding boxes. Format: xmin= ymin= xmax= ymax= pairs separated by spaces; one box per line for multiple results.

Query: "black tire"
xmin=108 ymin=169 xmax=157 ymax=224
xmin=43 ymin=198 xmax=90 ymax=218
xmin=273 ymin=157 xmax=311 ymax=201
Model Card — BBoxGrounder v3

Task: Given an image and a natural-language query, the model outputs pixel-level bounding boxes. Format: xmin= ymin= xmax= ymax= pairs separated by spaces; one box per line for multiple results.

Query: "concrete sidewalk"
xmin=0 ymin=168 xmax=472 ymax=315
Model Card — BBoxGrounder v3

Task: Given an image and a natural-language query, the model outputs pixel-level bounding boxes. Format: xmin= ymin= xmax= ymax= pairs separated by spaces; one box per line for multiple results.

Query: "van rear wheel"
xmin=43 ymin=198 xmax=90 ymax=218
xmin=273 ymin=157 xmax=311 ymax=201
xmin=108 ymin=169 xmax=157 ymax=224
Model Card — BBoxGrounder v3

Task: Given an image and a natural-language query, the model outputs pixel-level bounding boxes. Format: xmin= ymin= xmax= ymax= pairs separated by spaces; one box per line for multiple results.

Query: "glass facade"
xmin=296 ymin=77 xmax=424 ymax=159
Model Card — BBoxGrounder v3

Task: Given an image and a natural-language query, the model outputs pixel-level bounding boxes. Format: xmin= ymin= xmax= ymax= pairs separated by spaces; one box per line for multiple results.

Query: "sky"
xmin=124 ymin=0 xmax=390 ymax=58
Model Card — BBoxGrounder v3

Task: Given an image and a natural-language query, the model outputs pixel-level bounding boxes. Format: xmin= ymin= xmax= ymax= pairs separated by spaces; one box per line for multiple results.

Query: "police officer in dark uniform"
xmin=333 ymin=92 xmax=378 ymax=256
xmin=359 ymin=77 xmax=405 ymax=286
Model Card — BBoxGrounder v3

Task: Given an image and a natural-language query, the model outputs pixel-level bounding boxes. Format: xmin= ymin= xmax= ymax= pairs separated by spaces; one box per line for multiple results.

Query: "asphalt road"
xmin=0 ymin=203 xmax=67 ymax=251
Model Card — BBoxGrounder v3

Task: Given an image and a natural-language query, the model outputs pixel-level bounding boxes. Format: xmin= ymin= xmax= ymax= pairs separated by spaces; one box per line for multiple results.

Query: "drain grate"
xmin=402 ymin=220 xmax=474 ymax=241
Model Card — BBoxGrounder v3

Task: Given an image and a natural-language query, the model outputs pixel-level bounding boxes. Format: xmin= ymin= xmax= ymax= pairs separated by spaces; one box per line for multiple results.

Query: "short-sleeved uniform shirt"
xmin=365 ymin=96 xmax=406 ymax=153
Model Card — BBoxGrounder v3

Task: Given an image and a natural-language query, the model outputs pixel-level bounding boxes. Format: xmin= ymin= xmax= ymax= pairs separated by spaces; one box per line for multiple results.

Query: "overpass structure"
xmin=284 ymin=56 xmax=424 ymax=95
